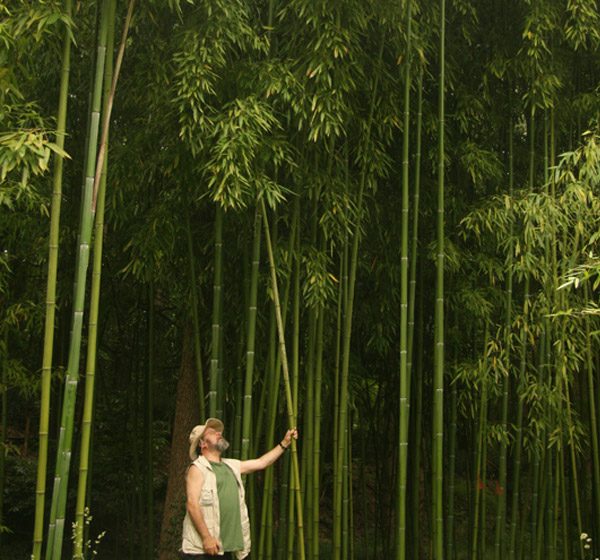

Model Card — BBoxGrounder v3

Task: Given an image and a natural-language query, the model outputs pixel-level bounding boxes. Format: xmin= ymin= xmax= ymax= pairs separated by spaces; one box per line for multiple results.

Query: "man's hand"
xmin=201 ymin=534 xmax=220 ymax=556
xmin=281 ymin=427 xmax=299 ymax=449
xmin=240 ymin=427 xmax=300 ymax=474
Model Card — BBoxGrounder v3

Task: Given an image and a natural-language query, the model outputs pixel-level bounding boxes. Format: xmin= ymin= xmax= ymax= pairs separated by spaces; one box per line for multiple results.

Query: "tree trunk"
xmin=159 ymin=329 xmax=199 ymax=560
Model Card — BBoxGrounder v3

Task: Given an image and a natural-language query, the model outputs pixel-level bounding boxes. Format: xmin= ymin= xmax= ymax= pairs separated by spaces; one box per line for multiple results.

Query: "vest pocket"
xmin=200 ymin=489 xmax=214 ymax=506
xmin=200 ymin=489 xmax=216 ymax=532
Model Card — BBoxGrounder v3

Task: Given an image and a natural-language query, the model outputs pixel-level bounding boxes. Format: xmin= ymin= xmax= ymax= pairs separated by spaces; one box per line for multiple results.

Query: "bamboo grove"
xmin=1 ymin=0 xmax=599 ymax=559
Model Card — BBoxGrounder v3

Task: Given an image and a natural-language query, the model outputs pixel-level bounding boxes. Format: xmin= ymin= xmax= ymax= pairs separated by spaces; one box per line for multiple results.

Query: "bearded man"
xmin=180 ymin=418 xmax=298 ymax=559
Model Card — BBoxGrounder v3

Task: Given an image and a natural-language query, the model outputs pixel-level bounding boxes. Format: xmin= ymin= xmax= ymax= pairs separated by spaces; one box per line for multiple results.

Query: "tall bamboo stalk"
xmin=433 ymin=0 xmax=446 ymax=556
xmin=584 ymin=283 xmax=600 ymax=550
xmin=494 ymin=115 xmax=516 ymax=560
xmin=209 ymin=205 xmax=223 ymax=417
xmin=312 ymin=308 xmax=324 ymax=560
xmin=146 ymin=282 xmax=155 ymax=559
xmin=32 ymin=1 xmax=73 ymax=557
xmin=407 ymin=66 xmax=423 ymax=383
xmin=45 ymin=3 xmax=110 ymax=556
xmin=471 ymin=326 xmax=490 ymax=560
xmin=241 ymin=206 xmax=262 ymax=460
xmin=185 ymin=210 xmax=206 ymax=420
xmin=446 ymin=380 xmax=458 ymax=558
xmin=408 ymin=68 xmax=424 ymax=560
xmin=260 ymin=198 xmax=305 ymax=560
xmin=508 ymin=277 xmax=529 ymax=559
xmin=334 ymin=36 xmax=384 ymax=560
xmin=397 ymin=2 xmax=413 ymax=557
xmin=73 ymin=2 xmax=116 ymax=556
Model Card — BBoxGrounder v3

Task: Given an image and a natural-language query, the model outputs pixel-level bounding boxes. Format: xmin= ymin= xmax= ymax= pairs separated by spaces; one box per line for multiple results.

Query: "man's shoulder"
xmin=222 ymin=458 xmax=242 ymax=472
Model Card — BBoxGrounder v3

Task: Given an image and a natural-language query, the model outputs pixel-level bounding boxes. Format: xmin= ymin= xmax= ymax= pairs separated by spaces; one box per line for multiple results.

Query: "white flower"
xmin=585 ymin=544 xmax=591 ymax=550
xmin=581 ymin=533 xmax=589 ymax=540
xmin=588 ymin=537 xmax=593 ymax=543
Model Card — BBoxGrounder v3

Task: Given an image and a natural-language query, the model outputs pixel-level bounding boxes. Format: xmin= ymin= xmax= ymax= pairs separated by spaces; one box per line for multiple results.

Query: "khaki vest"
xmin=181 ymin=456 xmax=251 ymax=559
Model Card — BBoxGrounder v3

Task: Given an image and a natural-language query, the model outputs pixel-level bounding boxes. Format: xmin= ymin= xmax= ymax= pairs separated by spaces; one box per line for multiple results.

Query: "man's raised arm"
xmin=240 ymin=428 xmax=298 ymax=475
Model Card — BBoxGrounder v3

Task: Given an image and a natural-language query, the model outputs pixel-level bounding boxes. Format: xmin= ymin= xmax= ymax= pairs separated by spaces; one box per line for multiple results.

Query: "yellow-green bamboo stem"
xmin=32 ymin=1 xmax=73 ymax=557
xmin=397 ymin=2 xmax=413 ymax=557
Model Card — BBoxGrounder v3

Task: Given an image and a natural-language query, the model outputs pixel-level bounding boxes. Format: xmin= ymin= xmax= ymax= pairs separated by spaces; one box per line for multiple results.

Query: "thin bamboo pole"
xmin=471 ymin=327 xmax=490 ymax=560
xmin=397 ymin=2 xmax=413 ymax=557
xmin=508 ymin=278 xmax=529 ymax=558
xmin=185 ymin=210 xmax=206 ymax=420
xmin=209 ymin=206 xmax=223 ymax=417
xmin=446 ymin=381 xmax=458 ymax=559
xmin=312 ymin=309 xmax=324 ymax=560
xmin=433 ymin=0 xmax=446 ymax=556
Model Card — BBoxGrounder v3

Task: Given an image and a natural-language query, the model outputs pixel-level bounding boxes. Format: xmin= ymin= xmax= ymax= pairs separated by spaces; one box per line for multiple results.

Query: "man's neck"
xmin=202 ymin=449 xmax=222 ymax=463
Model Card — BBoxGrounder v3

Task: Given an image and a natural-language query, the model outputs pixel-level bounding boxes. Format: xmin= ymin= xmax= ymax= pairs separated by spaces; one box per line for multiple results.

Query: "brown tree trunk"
xmin=159 ymin=329 xmax=200 ymax=560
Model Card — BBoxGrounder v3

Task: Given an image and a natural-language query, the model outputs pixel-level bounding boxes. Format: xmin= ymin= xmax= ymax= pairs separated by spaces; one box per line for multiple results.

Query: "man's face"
xmin=201 ymin=427 xmax=230 ymax=453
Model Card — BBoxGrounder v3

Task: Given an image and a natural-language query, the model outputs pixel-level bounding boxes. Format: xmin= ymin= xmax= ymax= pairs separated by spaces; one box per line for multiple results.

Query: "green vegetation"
xmin=0 ymin=0 xmax=599 ymax=559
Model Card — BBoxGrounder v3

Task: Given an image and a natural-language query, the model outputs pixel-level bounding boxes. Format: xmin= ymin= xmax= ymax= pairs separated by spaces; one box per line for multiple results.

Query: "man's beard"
xmin=214 ymin=437 xmax=230 ymax=452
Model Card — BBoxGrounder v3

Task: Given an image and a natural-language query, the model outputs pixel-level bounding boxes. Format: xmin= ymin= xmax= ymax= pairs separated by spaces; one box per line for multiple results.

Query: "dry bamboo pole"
xmin=260 ymin=198 xmax=305 ymax=560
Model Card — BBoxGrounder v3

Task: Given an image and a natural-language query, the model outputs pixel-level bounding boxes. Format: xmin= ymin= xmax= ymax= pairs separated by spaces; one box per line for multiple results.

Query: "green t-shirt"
xmin=210 ymin=461 xmax=244 ymax=552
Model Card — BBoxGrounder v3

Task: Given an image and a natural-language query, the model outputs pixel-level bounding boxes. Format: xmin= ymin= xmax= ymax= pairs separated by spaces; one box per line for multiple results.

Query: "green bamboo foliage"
xmin=433 ymin=0 xmax=446 ymax=556
xmin=32 ymin=2 xmax=73 ymax=557
xmin=45 ymin=3 xmax=110 ymax=557
xmin=397 ymin=2 xmax=413 ymax=558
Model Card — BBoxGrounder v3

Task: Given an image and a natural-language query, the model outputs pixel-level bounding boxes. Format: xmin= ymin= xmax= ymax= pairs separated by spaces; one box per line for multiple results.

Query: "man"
xmin=180 ymin=418 xmax=298 ymax=559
